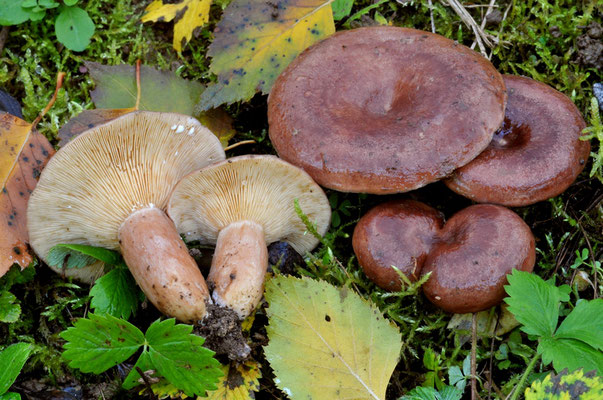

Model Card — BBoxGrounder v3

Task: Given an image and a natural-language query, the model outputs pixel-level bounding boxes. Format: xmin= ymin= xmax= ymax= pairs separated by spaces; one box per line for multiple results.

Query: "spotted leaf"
xmin=0 ymin=112 xmax=54 ymax=277
xmin=197 ymin=0 xmax=335 ymax=111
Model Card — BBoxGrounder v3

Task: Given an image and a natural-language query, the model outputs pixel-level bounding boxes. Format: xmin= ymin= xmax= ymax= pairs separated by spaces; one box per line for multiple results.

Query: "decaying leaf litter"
xmin=1 ymin=0 xmax=602 ymax=399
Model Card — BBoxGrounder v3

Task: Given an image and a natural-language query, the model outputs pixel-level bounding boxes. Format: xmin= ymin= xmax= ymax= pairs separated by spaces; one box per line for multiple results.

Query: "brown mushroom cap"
xmin=444 ymin=75 xmax=590 ymax=206
xmin=28 ymin=111 xmax=225 ymax=283
xmin=421 ymin=204 xmax=535 ymax=313
xmin=268 ymin=26 xmax=507 ymax=194
xmin=352 ymin=200 xmax=444 ymax=291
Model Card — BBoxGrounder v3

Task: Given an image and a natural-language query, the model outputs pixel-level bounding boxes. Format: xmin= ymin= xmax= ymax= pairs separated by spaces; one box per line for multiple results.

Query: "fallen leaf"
xmin=197 ymin=0 xmax=335 ymax=111
xmin=202 ymin=360 xmax=261 ymax=400
xmin=84 ymin=62 xmax=236 ymax=147
xmin=141 ymin=0 xmax=213 ymax=53
xmin=264 ymin=275 xmax=401 ymax=400
xmin=58 ymin=108 xmax=134 ymax=146
xmin=0 ymin=112 xmax=54 ymax=277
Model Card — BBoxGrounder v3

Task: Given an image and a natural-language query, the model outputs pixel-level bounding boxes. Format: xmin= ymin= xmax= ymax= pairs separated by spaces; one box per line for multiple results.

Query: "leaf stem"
xmin=471 ymin=312 xmax=477 ymax=400
xmin=508 ymin=352 xmax=540 ymax=400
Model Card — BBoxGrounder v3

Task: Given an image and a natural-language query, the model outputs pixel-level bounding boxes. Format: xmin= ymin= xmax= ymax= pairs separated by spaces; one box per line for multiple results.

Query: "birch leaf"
xmin=264 ymin=276 xmax=402 ymax=400
xmin=141 ymin=0 xmax=213 ymax=53
xmin=197 ymin=0 xmax=335 ymax=111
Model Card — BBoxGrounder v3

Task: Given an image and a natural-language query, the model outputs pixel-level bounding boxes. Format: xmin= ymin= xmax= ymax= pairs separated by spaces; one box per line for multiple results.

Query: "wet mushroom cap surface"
xmin=353 ymin=200 xmax=444 ymax=291
xmin=421 ymin=204 xmax=535 ymax=314
xmin=268 ymin=26 xmax=507 ymax=194
xmin=27 ymin=111 xmax=225 ymax=282
xmin=445 ymin=75 xmax=590 ymax=206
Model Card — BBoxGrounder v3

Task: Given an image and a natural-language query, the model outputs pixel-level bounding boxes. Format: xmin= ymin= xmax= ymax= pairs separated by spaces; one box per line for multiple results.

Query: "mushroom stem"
xmin=208 ymin=220 xmax=268 ymax=319
xmin=119 ymin=207 xmax=210 ymax=323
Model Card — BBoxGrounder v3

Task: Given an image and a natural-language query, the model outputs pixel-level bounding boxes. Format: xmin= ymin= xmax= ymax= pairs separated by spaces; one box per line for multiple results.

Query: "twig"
xmin=572 ymin=211 xmax=599 ymax=298
xmin=135 ymin=366 xmax=158 ymax=400
xmin=507 ymin=353 xmax=540 ymax=400
xmin=135 ymin=59 xmax=141 ymax=110
xmin=427 ymin=0 xmax=436 ymax=33
xmin=0 ymin=26 xmax=8 ymax=56
xmin=442 ymin=0 xmax=494 ymax=57
xmin=224 ymin=139 xmax=256 ymax=151
xmin=470 ymin=0 xmax=497 ymax=52
xmin=471 ymin=312 xmax=478 ymax=400
xmin=483 ymin=371 xmax=505 ymax=400
xmin=32 ymin=72 xmax=66 ymax=128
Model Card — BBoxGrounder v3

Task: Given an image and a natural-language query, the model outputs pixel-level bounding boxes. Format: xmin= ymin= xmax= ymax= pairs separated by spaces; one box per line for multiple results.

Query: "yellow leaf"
xmin=142 ymin=0 xmax=212 ymax=53
xmin=264 ymin=276 xmax=402 ymax=400
xmin=197 ymin=0 xmax=335 ymax=110
xmin=201 ymin=360 xmax=262 ymax=400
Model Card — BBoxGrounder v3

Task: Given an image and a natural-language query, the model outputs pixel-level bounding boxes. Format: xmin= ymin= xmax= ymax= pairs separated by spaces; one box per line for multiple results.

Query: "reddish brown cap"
xmin=421 ymin=204 xmax=535 ymax=314
xmin=352 ymin=200 xmax=443 ymax=291
xmin=268 ymin=27 xmax=507 ymax=194
xmin=445 ymin=75 xmax=590 ymax=206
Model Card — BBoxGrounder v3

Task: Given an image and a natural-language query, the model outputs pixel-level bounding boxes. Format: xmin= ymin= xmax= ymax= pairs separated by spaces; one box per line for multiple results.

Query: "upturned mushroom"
xmin=268 ymin=26 xmax=507 ymax=194
xmin=27 ymin=111 xmax=225 ymax=322
xmin=445 ymin=75 xmax=591 ymax=206
xmin=168 ymin=155 xmax=331 ymax=319
xmin=353 ymin=200 xmax=535 ymax=313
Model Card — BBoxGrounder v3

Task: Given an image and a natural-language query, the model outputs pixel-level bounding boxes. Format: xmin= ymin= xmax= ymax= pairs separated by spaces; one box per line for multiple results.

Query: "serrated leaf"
xmin=54 ymin=6 xmax=95 ymax=52
xmin=0 ymin=343 xmax=32 ymax=395
xmin=60 ymin=313 xmax=144 ymax=374
xmin=525 ymin=369 xmax=603 ymax=400
xmin=538 ymin=337 xmax=603 ymax=375
xmin=197 ymin=0 xmax=335 ymax=110
xmin=504 ymin=270 xmax=562 ymax=337
xmin=142 ymin=0 xmax=212 ymax=53
xmin=0 ymin=291 xmax=20 ymax=323
xmin=202 ymin=360 xmax=262 ymax=399
xmin=90 ymin=267 xmax=141 ymax=319
xmin=122 ymin=351 xmax=156 ymax=390
xmin=0 ymin=112 xmax=54 ymax=277
xmin=264 ymin=276 xmax=402 ymax=400
xmin=146 ymin=319 xmax=223 ymax=397
xmin=554 ymin=299 xmax=603 ymax=350
xmin=399 ymin=386 xmax=463 ymax=400
xmin=86 ymin=62 xmax=204 ymax=116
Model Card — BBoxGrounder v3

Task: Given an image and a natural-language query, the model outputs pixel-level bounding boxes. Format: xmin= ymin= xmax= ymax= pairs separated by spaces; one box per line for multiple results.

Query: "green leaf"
xmin=264 ymin=276 xmax=402 ymax=400
xmin=146 ymin=319 xmax=222 ymax=397
xmin=60 ymin=313 xmax=144 ymax=374
xmin=538 ymin=337 xmax=603 ymax=375
xmin=63 ymin=0 xmax=78 ymax=5
xmin=54 ymin=6 xmax=95 ymax=51
xmin=504 ymin=270 xmax=562 ymax=337
xmin=0 ymin=0 xmax=38 ymax=25
xmin=400 ymin=386 xmax=463 ymax=400
xmin=331 ymin=0 xmax=353 ymax=20
xmin=38 ymin=0 xmax=59 ymax=9
xmin=0 ymin=392 xmax=21 ymax=400
xmin=525 ymin=369 xmax=603 ymax=400
xmin=197 ymin=0 xmax=335 ymax=110
xmin=0 ymin=291 xmax=20 ymax=323
xmin=0 ymin=343 xmax=32 ymax=395
xmin=122 ymin=351 xmax=156 ymax=390
xmin=90 ymin=267 xmax=141 ymax=319
xmin=554 ymin=299 xmax=603 ymax=351
xmin=85 ymin=62 xmax=204 ymax=116
xmin=48 ymin=243 xmax=121 ymax=268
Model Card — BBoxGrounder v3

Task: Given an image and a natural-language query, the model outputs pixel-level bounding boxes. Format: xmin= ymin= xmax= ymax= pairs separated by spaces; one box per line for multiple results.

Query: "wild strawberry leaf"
xmin=90 ymin=266 xmax=142 ymax=320
xmin=504 ymin=270 xmax=569 ymax=337
xmin=141 ymin=0 xmax=212 ymax=53
xmin=0 ymin=112 xmax=54 ymax=277
xmin=197 ymin=0 xmax=335 ymax=110
xmin=554 ymin=299 xmax=603 ymax=351
xmin=538 ymin=337 xmax=603 ymax=375
xmin=47 ymin=243 xmax=121 ymax=270
xmin=264 ymin=276 xmax=402 ymax=400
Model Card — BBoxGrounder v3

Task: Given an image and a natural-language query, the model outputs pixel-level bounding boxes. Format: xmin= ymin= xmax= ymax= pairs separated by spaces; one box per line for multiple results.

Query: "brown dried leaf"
xmin=58 ymin=108 xmax=135 ymax=147
xmin=0 ymin=112 xmax=54 ymax=276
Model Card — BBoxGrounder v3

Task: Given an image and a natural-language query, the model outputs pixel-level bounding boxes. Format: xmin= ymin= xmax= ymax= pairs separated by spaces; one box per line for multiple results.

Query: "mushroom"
xmin=168 ymin=155 xmax=331 ymax=319
xmin=268 ymin=26 xmax=507 ymax=194
xmin=27 ymin=111 xmax=225 ymax=322
xmin=352 ymin=200 xmax=444 ymax=291
xmin=444 ymin=75 xmax=591 ymax=206
xmin=353 ymin=200 xmax=535 ymax=313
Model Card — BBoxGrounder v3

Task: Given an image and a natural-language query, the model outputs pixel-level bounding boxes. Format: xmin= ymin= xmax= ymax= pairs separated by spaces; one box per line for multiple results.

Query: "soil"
xmin=576 ymin=22 xmax=603 ymax=69
xmin=195 ymin=304 xmax=251 ymax=362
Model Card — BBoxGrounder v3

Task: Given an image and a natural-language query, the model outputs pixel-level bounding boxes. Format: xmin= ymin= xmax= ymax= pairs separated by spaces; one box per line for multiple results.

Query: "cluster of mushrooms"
xmin=268 ymin=27 xmax=590 ymax=314
xmin=27 ymin=26 xmax=590 ymax=330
